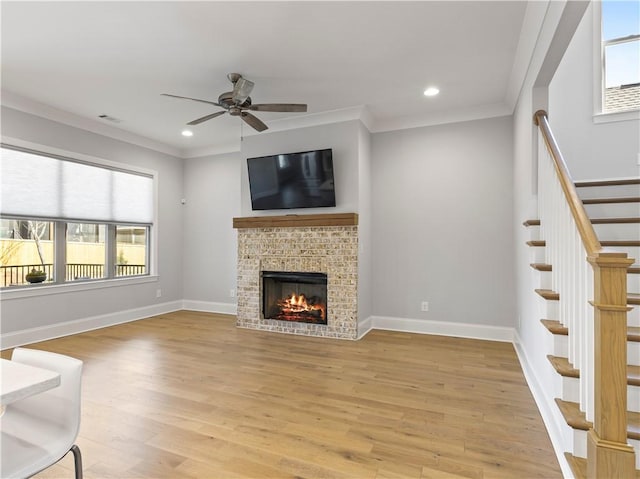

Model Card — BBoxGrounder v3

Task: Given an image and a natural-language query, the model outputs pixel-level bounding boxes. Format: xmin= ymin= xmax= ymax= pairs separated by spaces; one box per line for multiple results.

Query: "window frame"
xmin=0 ymin=136 xmax=158 ymax=297
xmin=593 ymin=1 xmax=640 ymax=122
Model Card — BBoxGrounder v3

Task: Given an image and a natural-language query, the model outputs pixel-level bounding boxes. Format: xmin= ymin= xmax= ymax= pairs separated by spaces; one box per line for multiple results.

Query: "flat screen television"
xmin=247 ymin=148 xmax=336 ymax=210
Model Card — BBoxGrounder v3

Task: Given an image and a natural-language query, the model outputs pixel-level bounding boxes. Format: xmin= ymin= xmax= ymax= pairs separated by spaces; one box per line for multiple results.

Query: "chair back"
xmin=10 ymin=348 xmax=83 ymax=442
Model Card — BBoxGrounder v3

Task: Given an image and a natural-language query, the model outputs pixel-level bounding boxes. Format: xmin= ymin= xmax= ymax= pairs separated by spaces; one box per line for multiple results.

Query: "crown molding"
xmin=180 ymin=105 xmax=374 ymax=158
xmin=1 ymin=90 xmax=182 ymax=158
xmin=371 ymin=102 xmax=512 ymax=133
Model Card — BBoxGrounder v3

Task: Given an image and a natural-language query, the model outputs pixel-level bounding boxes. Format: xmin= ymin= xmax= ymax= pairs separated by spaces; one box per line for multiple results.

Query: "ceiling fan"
xmin=162 ymin=73 xmax=307 ymax=132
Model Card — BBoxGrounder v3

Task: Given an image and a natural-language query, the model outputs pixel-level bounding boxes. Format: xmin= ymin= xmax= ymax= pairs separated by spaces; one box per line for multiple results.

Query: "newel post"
xmin=587 ymin=251 xmax=636 ymax=478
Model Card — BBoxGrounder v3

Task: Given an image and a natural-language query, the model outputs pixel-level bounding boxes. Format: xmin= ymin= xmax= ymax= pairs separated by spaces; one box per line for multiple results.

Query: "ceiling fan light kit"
xmin=162 ymin=73 xmax=307 ymax=132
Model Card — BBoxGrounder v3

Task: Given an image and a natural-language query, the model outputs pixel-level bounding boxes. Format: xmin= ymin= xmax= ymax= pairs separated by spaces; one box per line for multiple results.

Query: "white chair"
xmin=0 ymin=348 xmax=83 ymax=479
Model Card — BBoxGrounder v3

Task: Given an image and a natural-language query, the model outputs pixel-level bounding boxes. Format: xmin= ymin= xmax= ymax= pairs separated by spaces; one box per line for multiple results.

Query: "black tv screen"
xmin=247 ymin=148 xmax=336 ymax=210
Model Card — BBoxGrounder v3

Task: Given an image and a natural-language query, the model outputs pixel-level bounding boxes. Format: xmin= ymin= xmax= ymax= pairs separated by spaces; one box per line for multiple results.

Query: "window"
xmin=66 ymin=223 xmax=106 ymax=281
xmin=0 ymin=144 xmax=154 ymax=288
xmin=601 ymin=0 xmax=640 ymax=113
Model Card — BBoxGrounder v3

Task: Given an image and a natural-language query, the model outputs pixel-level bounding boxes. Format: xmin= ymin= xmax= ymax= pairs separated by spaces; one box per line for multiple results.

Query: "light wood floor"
xmin=11 ymin=311 xmax=560 ymax=478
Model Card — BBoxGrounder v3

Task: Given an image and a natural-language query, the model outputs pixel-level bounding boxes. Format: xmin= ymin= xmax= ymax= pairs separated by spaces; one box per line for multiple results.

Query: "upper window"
xmin=601 ymin=0 xmax=640 ymax=113
xmin=0 ymin=144 xmax=154 ymax=288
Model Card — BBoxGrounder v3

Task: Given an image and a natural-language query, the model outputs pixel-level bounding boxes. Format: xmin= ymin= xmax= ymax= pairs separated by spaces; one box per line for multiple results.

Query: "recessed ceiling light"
xmin=181 ymin=130 xmax=193 ymax=137
xmin=423 ymin=87 xmax=440 ymax=97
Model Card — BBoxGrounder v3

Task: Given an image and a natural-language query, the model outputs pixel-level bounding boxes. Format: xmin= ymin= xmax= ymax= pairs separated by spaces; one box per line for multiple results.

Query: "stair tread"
xmin=564 ymin=453 xmax=640 ymax=479
xmin=547 ymin=355 xmax=579 ymax=378
xmin=631 ymin=267 xmax=640 ymax=274
xmin=582 ymin=196 xmax=640 ymax=204
xmin=548 ymin=355 xmax=640 ymax=386
xmin=542 ymin=320 xmax=639 ymax=342
xmin=530 ymin=263 xmax=552 ymax=272
xmin=555 ymin=399 xmax=640 ymax=440
xmin=575 ymin=178 xmax=640 ymax=187
xmin=541 ymin=319 xmax=568 ymax=335
xmin=629 ymin=293 xmax=640 ymax=306
xmin=535 ymin=288 xmax=559 ymax=300
xmin=526 ymin=240 xmax=546 ymax=247
xmin=601 ymin=240 xmax=640 ymax=247
xmin=523 ymin=219 xmax=540 ymax=226
xmin=527 ymin=238 xmax=640 ymax=247
xmin=591 ymin=217 xmax=640 ymax=223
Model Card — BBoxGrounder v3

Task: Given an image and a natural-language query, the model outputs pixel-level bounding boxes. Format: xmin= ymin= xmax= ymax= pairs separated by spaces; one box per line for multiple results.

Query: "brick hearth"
xmin=235 ymin=214 xmax=358 ymax=339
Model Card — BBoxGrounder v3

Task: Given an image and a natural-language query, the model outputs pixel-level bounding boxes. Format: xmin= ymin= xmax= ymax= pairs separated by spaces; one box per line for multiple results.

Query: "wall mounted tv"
xmin=247 ymin=148 xmax=336 ymax=210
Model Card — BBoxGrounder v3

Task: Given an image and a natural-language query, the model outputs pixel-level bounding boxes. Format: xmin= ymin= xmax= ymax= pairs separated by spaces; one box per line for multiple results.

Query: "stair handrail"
xmin=534 ymin=110 xmax=601 ymax=254
xmin=534 ymin=110 xmax=636 ymax=477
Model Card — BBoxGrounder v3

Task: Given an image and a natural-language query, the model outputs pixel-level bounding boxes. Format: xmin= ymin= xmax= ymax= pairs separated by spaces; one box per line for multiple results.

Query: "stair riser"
xmin=527 ymin=224 xmax=541 ymax=241
xmin=535 ymin=270 xmax=552 ymax=290
xmin=577 ymin=183 xmax=640 ymax=199
xmin=561 ymin=376 xmax=640 ymax=413
xmin=591 ymin=222 xmax=640 ymax=241
xmin=530 ymin=246 xmax=546 ymax=264
xmin=583 ymin=202 xmax=640 ymax=218
xmin=630 ymin=341 xmax=640 ymax=367
xmin=553 ymin=334 xmax=639 ymax=366
xmin=629 ymin=274 xmax=640 ymax=294
xmin=630 ymin=307 xmax=640 ymax=328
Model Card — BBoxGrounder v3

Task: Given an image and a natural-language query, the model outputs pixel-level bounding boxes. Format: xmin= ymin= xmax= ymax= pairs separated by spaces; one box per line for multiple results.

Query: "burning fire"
xmin=278 ymin=293 xmax=326 ymax=321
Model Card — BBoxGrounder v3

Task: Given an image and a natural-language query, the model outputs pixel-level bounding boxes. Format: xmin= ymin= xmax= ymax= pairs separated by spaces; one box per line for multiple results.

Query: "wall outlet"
xmin=230 ymin=289 xmax=236 ymax=298
xmin=156 ymin=289 xmax=162 ymax=298
xmin=421 ymin=301 xmax=429 ymax=312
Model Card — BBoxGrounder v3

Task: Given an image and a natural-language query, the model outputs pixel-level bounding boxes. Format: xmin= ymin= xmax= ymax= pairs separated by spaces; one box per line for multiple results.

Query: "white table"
xmin=0 ymin=358 xmax=61 ymax=406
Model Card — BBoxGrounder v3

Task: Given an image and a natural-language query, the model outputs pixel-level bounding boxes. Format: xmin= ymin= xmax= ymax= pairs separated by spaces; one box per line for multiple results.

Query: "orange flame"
xmin=278 ymin=292 xmax=326 ymax=320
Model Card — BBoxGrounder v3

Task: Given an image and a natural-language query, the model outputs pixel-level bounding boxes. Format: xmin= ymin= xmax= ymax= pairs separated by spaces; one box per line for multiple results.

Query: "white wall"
xmin=0 ymin=106 xmax=184 ymax=338
xmin=371 ymin=116 xmax=516 ymax=328
xmin=548 ymin=3 xmax=640 ymax=180
xmin=182 ymin=152 xmax=241 ymax=312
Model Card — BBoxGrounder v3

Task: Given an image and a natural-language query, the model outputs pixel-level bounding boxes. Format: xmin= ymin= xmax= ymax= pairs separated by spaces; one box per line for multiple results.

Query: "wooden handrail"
xmin=534 ymin=110 xmax=602 ymax=254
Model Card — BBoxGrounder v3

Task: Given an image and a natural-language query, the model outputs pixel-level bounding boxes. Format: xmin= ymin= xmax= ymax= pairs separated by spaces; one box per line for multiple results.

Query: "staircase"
xmin=528 ymin=112 xmax=639 ymax=478
xmin=527 ymin=178 xmax=640 ymax=477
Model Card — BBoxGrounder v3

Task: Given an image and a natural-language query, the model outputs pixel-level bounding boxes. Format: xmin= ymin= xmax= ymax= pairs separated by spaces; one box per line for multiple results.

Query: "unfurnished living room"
xmin=1 ymin=1 xmax=639 ymax=478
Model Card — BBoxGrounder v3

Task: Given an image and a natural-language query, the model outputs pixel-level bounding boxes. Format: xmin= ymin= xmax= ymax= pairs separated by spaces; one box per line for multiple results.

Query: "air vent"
xmin=98 ymin=114 xmax=122 ymax=123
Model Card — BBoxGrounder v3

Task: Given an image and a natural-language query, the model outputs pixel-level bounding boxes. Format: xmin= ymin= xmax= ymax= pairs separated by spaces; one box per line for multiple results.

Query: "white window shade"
xmin=1 ymin=146 xmax=153 ymax=225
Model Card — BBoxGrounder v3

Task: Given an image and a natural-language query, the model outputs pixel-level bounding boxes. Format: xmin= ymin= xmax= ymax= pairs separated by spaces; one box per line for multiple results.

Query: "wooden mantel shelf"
xmin=233 ymin=213 xmax=358 ymax=229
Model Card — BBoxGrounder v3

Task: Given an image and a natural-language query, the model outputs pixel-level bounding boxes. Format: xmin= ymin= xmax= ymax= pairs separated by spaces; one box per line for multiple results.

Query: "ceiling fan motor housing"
xmin=218 ymin=91 xmax=251 ymax=110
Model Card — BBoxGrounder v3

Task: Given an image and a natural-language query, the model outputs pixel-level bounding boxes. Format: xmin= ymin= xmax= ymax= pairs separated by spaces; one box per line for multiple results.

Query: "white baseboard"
xmin=513 ymin=330 xmax=574 ymax=479
xmin=370 ymin=315 xmax=515 ymax=342
xmin=0 ymin=300 xmax=183 ymax=350
xmin=357 ymin=316 xmax=374 ymax=339
xmin=181 ymin=300 xmax=237 ymax=315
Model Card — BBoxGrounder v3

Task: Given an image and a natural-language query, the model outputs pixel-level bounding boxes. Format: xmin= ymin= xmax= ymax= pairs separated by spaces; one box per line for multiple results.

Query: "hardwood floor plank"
xmin=22 ymin=311 xmax=561 ymax=478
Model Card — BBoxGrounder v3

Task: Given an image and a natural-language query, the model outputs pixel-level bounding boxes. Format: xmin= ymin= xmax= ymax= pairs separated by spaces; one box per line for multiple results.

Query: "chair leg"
xmin=70 ymin=444 xmax=83 ymax=479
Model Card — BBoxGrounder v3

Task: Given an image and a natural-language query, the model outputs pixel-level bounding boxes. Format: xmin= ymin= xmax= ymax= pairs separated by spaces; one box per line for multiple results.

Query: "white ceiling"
xmin=1 ymin=1 xmax=530 ymax=158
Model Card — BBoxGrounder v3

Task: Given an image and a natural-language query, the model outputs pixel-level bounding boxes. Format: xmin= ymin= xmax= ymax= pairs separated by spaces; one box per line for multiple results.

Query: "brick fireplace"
xmin=234 ymin=213 xmax=358 ymax=339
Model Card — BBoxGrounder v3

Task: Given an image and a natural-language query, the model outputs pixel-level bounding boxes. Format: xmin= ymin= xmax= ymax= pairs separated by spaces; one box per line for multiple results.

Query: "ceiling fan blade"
xmin=241 ymin=112 xmax=268 ymax=132
xmin=250 ymin=103 xmax=307 ymax=113
xmin=232 ymin=77 xmax=254 ymax=104
xmin=187 ymin=111 xmax=227 ymax=125
xmin=161 ymin=93 xmax=222 ymax=108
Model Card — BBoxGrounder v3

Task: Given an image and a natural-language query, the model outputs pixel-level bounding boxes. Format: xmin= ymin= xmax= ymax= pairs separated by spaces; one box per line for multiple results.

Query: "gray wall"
xmin=371 ymin=116 xmax=516 ymax=327
xmin=548 ymin=3 xmax=640 ymax=180
xmin=357 ymin=123 xmax=373 ymax=323
xmin=1 ymin=106 xmax=184 ymax=334
xmin=182 ymin=152 xmax=241 ymax=307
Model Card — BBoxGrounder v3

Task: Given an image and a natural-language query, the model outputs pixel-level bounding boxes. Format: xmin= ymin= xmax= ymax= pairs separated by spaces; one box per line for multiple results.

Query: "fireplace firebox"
xmin=262 ymin=271 xmax=328 ymax=324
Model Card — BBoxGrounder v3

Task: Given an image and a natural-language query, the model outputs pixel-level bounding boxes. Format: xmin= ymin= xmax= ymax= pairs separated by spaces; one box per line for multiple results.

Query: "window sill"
xmin=593 ymin=109 xmax=640 ymax=124
xmin=0 ymin=275 xmax=158 ymax=300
